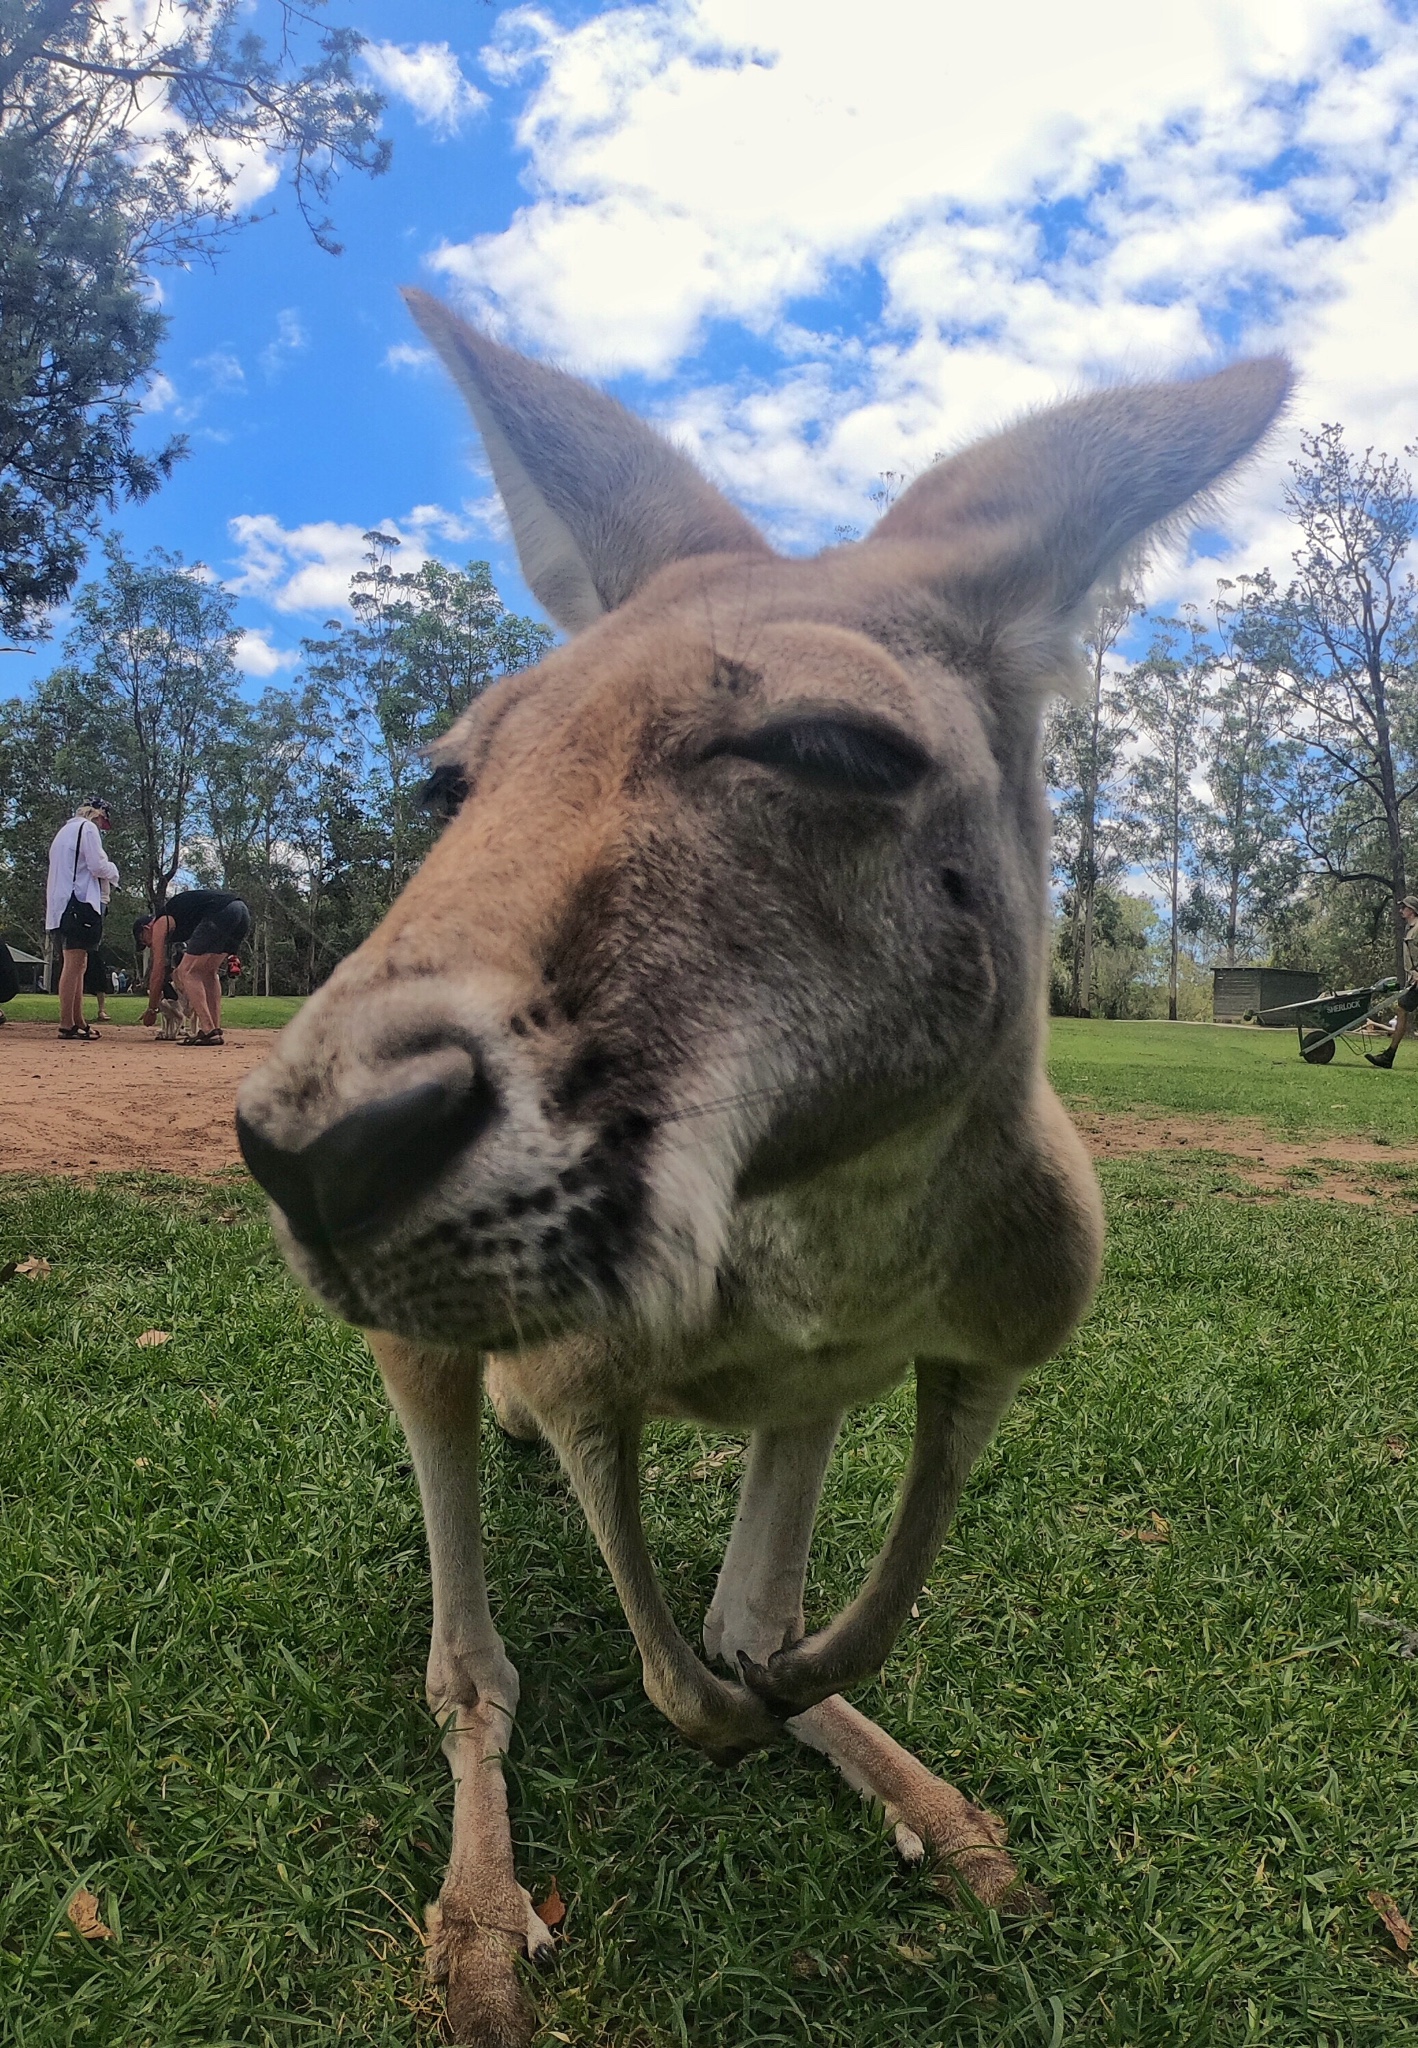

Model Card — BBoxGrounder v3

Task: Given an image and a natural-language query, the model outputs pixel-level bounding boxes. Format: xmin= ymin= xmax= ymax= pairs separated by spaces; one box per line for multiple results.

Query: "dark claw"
xmin=735 ymin=1648 xmax=802 ymax=1718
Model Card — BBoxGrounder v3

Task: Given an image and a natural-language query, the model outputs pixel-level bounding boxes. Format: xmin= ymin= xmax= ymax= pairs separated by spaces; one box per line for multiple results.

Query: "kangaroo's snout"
xmin=237 ymin=1047 xmax=495 ymax=1246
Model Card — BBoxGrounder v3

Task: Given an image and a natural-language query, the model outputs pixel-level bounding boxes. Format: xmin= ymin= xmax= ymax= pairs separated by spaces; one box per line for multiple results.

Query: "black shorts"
xmin=183 ymin=900 xmax=251 ymax=957
xmin=1399 ymin=982 xmax=1418 ymax=1014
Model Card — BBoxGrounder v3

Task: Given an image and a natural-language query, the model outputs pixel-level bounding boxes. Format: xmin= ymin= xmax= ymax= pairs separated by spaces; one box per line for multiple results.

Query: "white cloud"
xmin=260 ymin=307 xmax=308 ymax=377
xmin=234 ymin=628 xmax=301 ymax=677
xmin=141 ymin=371 xmax=178 ymax=413
xmin=363 ymin=40 xmax=487 ymax=136
xmin=416 ymin=0 xmax=1418 ymax=609
xmin=193 ymin=348 xmax=245 ymax=392
xmin=227 ymin=509 xmax=473 ymax=616
xmin=383 ymin=340 xmax=437 ymax=373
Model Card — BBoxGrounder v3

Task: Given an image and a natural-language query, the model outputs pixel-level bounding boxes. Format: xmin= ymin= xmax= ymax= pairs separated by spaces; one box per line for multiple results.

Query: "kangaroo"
xmin=235 ymin=296 xmax=1289 ymax=2047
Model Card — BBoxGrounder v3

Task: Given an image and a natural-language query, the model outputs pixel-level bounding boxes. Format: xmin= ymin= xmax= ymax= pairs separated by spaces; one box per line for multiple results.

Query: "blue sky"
xmin=7 ymin=0 xmax=1418 ymax=696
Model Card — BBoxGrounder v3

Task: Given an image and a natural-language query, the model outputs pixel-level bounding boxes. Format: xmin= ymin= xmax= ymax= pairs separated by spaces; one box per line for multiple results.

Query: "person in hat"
xmin=44 ymin=801 xmax=119 ymax=1040
xmin=1367 ymin=895 xmax=1418 ymax=1068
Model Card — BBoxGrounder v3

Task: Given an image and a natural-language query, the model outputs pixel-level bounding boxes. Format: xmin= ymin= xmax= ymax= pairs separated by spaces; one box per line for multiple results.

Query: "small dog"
xmin=156 ymin=981 xmax=195 ymax=1042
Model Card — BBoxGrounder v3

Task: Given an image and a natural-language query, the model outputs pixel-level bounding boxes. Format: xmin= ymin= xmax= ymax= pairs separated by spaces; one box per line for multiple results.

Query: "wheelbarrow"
xmin=1253 ymin=977 xmax=1401 ymax=1063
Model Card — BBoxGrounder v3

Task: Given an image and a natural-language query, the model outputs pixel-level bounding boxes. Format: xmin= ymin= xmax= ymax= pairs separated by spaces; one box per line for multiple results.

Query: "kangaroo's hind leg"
xmin=371 ymin=1334 xmax=554 ymax=2048
xmin=709 ymin=1391 xmax=1038 ymax=1912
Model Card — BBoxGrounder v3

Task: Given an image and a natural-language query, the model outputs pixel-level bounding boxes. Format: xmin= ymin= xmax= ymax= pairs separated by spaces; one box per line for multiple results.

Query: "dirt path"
xmin=1069 ymin=1106 xmax=1418 ymax=1205
xmin=0 ymin=1020 xmax=274 ymax=1177
xmin=3 ymin=1015 xmax=1416 ymax=1201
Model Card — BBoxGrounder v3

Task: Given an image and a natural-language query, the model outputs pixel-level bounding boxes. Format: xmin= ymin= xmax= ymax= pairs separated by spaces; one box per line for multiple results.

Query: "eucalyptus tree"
xmin=301 ymin=536 xmax=554 ymax=903
xmin=0 ymin=1 xmax=389 ymax=639
xmin=64 ymin=536 xmax=240 ymax=910
xmin=1045 ymin=587 xmax=1139 ymax=1013
xmin=1257 ymin=426 xmax=1418 ymax=979
xmin=1121 ymin=610 xmax=1213 ymax=1021
xmin=1194 ymin=578 xmax=1298 ymax=963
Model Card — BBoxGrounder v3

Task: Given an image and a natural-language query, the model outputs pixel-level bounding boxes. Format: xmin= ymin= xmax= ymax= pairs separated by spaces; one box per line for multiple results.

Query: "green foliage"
xmin=0 ymin=540 xmax=550 ymax=991
xmin=298 ymin=534 xmax=555 ymax=902
xmin=0 ymin=1 xmax=390 ymax=640
xmin=2 ymin=1160 xmax=1416 ymax=2043
xmin=1044 ymin=591 xmax=1138 ymax=1016
xmin=0 ymin=119 xmax=177 ymax=639
xmin=0 ymin=538 xmax=240 ymax=967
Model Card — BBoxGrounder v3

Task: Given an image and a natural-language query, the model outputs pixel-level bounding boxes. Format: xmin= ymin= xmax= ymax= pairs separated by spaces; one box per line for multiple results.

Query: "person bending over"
xmin=1368 ymin=894 xmax=1418 ymax=1069
xmin=135 ymin=890 xmax=250 ymax=1047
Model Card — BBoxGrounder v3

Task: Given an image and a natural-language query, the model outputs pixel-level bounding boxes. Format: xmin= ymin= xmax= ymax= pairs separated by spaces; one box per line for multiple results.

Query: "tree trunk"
xmin=1074 ymin=640 xmax=1106 ymax=1016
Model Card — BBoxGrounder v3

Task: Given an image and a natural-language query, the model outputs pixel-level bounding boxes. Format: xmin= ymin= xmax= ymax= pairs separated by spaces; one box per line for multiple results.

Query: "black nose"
xmin=237 ymin=1061 xmax=495 ymax=1245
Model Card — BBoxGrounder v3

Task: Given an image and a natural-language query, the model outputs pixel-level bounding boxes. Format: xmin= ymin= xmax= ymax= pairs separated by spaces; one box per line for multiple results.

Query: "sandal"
xmin=58 ymin=1024 xmax=100 ymax=1040
xmin=184 ymin=1029 xmax=224 ymax=1046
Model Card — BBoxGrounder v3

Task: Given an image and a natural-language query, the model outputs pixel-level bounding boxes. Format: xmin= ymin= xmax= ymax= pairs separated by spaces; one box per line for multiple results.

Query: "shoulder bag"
xmin=57 ymin=822 xmax=103 ymax=949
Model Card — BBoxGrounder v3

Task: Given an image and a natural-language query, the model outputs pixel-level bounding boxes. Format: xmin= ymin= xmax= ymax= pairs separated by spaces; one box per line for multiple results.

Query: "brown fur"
xmin=236 ymin=300 xmax=1290 ymax=2045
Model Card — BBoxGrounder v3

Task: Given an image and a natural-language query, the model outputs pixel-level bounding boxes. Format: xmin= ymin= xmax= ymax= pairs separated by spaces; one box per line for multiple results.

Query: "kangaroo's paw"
xmin=427 ymin=1893 xmax=550 ymax=2048
xmin=791 ymin=1694 xmax=1050 ymax=1918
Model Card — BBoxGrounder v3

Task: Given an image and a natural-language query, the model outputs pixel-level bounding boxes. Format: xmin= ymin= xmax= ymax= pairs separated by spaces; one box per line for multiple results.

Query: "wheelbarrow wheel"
xmin=1301 ymin=1030 xmax=1336 ymax=1064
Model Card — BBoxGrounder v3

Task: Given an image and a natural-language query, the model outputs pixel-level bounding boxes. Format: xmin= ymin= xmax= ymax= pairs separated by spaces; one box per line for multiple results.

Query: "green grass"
xmin=1049 ymin=1018 xmax=1418 ymax=1144
xmin=2 ymin=1166 xmax=1416 ymax=2045
xmin=2 ymin=995 xmax=303 ymax=1029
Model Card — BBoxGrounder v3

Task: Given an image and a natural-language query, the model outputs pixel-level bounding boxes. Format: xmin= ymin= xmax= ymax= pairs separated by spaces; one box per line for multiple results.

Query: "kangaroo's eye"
xmin=418 ymin=764 xmax=470 ymax=818
xmin=707 ymin=718 xmax=929 ymax=797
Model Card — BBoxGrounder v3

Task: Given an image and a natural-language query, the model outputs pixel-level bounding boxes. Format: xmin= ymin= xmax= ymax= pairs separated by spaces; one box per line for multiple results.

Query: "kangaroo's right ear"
xmin=868 ymin=356 xmax=1292 ymax=633
xmin=404 ymin=290 xmax=772 ymax=633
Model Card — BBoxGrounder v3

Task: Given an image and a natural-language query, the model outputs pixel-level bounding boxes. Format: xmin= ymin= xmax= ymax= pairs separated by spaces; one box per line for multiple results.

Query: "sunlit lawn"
xmin=2 ymin=1142 xmax=1416 ymax=2045
xmin=3 ymin=994 xmax=304 ymax=1031
xmin=1048 ymin=1017 xmax=1418 ymax=1145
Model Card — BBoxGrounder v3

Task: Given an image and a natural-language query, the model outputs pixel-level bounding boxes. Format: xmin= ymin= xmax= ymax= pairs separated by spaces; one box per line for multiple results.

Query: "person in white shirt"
xmin=45 ymin=801 xmax=120 ymax=1040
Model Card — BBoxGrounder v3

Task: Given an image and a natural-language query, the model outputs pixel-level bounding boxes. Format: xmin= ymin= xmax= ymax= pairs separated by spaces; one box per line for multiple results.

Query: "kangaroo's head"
xmin=236 ymin=293 xmax=1288 ymax=1348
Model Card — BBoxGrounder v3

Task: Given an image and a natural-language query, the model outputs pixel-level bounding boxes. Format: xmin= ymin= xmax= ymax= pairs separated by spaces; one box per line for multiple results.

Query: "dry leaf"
xmin=132 ymin=1457 xmax=149 ymax=1470
xmin=16 ymin=1256 xmax=50 ymax=1278
xmin=1122 ymin=1510 xmax=1171 ymax=1544
xmin=66 ymin=1889 xmax=113 ymax=1939
xmin=1384 ymin=1435 xmax=1409 ymax=1463
xmin=688 ymin=1444 xmax=742 ymax=1479
xmin=892 ymin=1940 xmax=933 ymax=1965
xmin=1369 ymin=1889 xmax=1413 ymax=1953
xmin=791 ymin=1950 xmax=820 ymax=1980
xmin=535 ymin=1879 xmax=566 ymax=1930
xmin=135 ymin=1329 xmax=171 ymax=1348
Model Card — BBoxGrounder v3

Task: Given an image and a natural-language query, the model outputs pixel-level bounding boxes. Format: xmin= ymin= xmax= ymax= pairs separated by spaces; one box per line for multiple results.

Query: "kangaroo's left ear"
xmin=866 ymin=356 xmax=1292 ymax=628
xmin=404 ymin=290 xmax=773 ymax=634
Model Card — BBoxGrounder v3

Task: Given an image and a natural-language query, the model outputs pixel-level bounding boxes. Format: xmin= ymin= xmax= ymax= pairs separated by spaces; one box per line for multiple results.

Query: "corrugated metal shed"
xmin=1213 ymin=965 xmax=1321 ymax=1023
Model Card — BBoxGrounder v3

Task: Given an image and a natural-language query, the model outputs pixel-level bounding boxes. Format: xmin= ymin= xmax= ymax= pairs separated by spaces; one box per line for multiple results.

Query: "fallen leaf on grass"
xmin=135 ymin=1329 xmax=170 ymax=1348
xmin=688 ymin=1443 xmax=742 ymax=1479
xmin=1384 ymin=1435 xmax=1409 ymax=1462
xmin=1368 ymin=1889 xmax=1412 ymax=1953
xmin=66 ymin=1889 xmax=112 ymax=1939
xmin=15 ymin=1256 xmax=50 ymax=1279
xmin=1120 ymin=1511 xmax=1171 ymax=1544
xmin=892 ymin=1940 xmax=934 ymax=1965
xmin=535 ymin=1879 xmax=566 ymax=1930
xmin=1358 ymin=1610 xmax=1418 ymax=1659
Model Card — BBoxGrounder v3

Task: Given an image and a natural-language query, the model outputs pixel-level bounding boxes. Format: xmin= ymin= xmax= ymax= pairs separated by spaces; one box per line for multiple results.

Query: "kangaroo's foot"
xmin=427 ymin=1880 xmax=555 ymax=2048
xmin=792 ymin=1695 xmax=1047 ymax=1915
